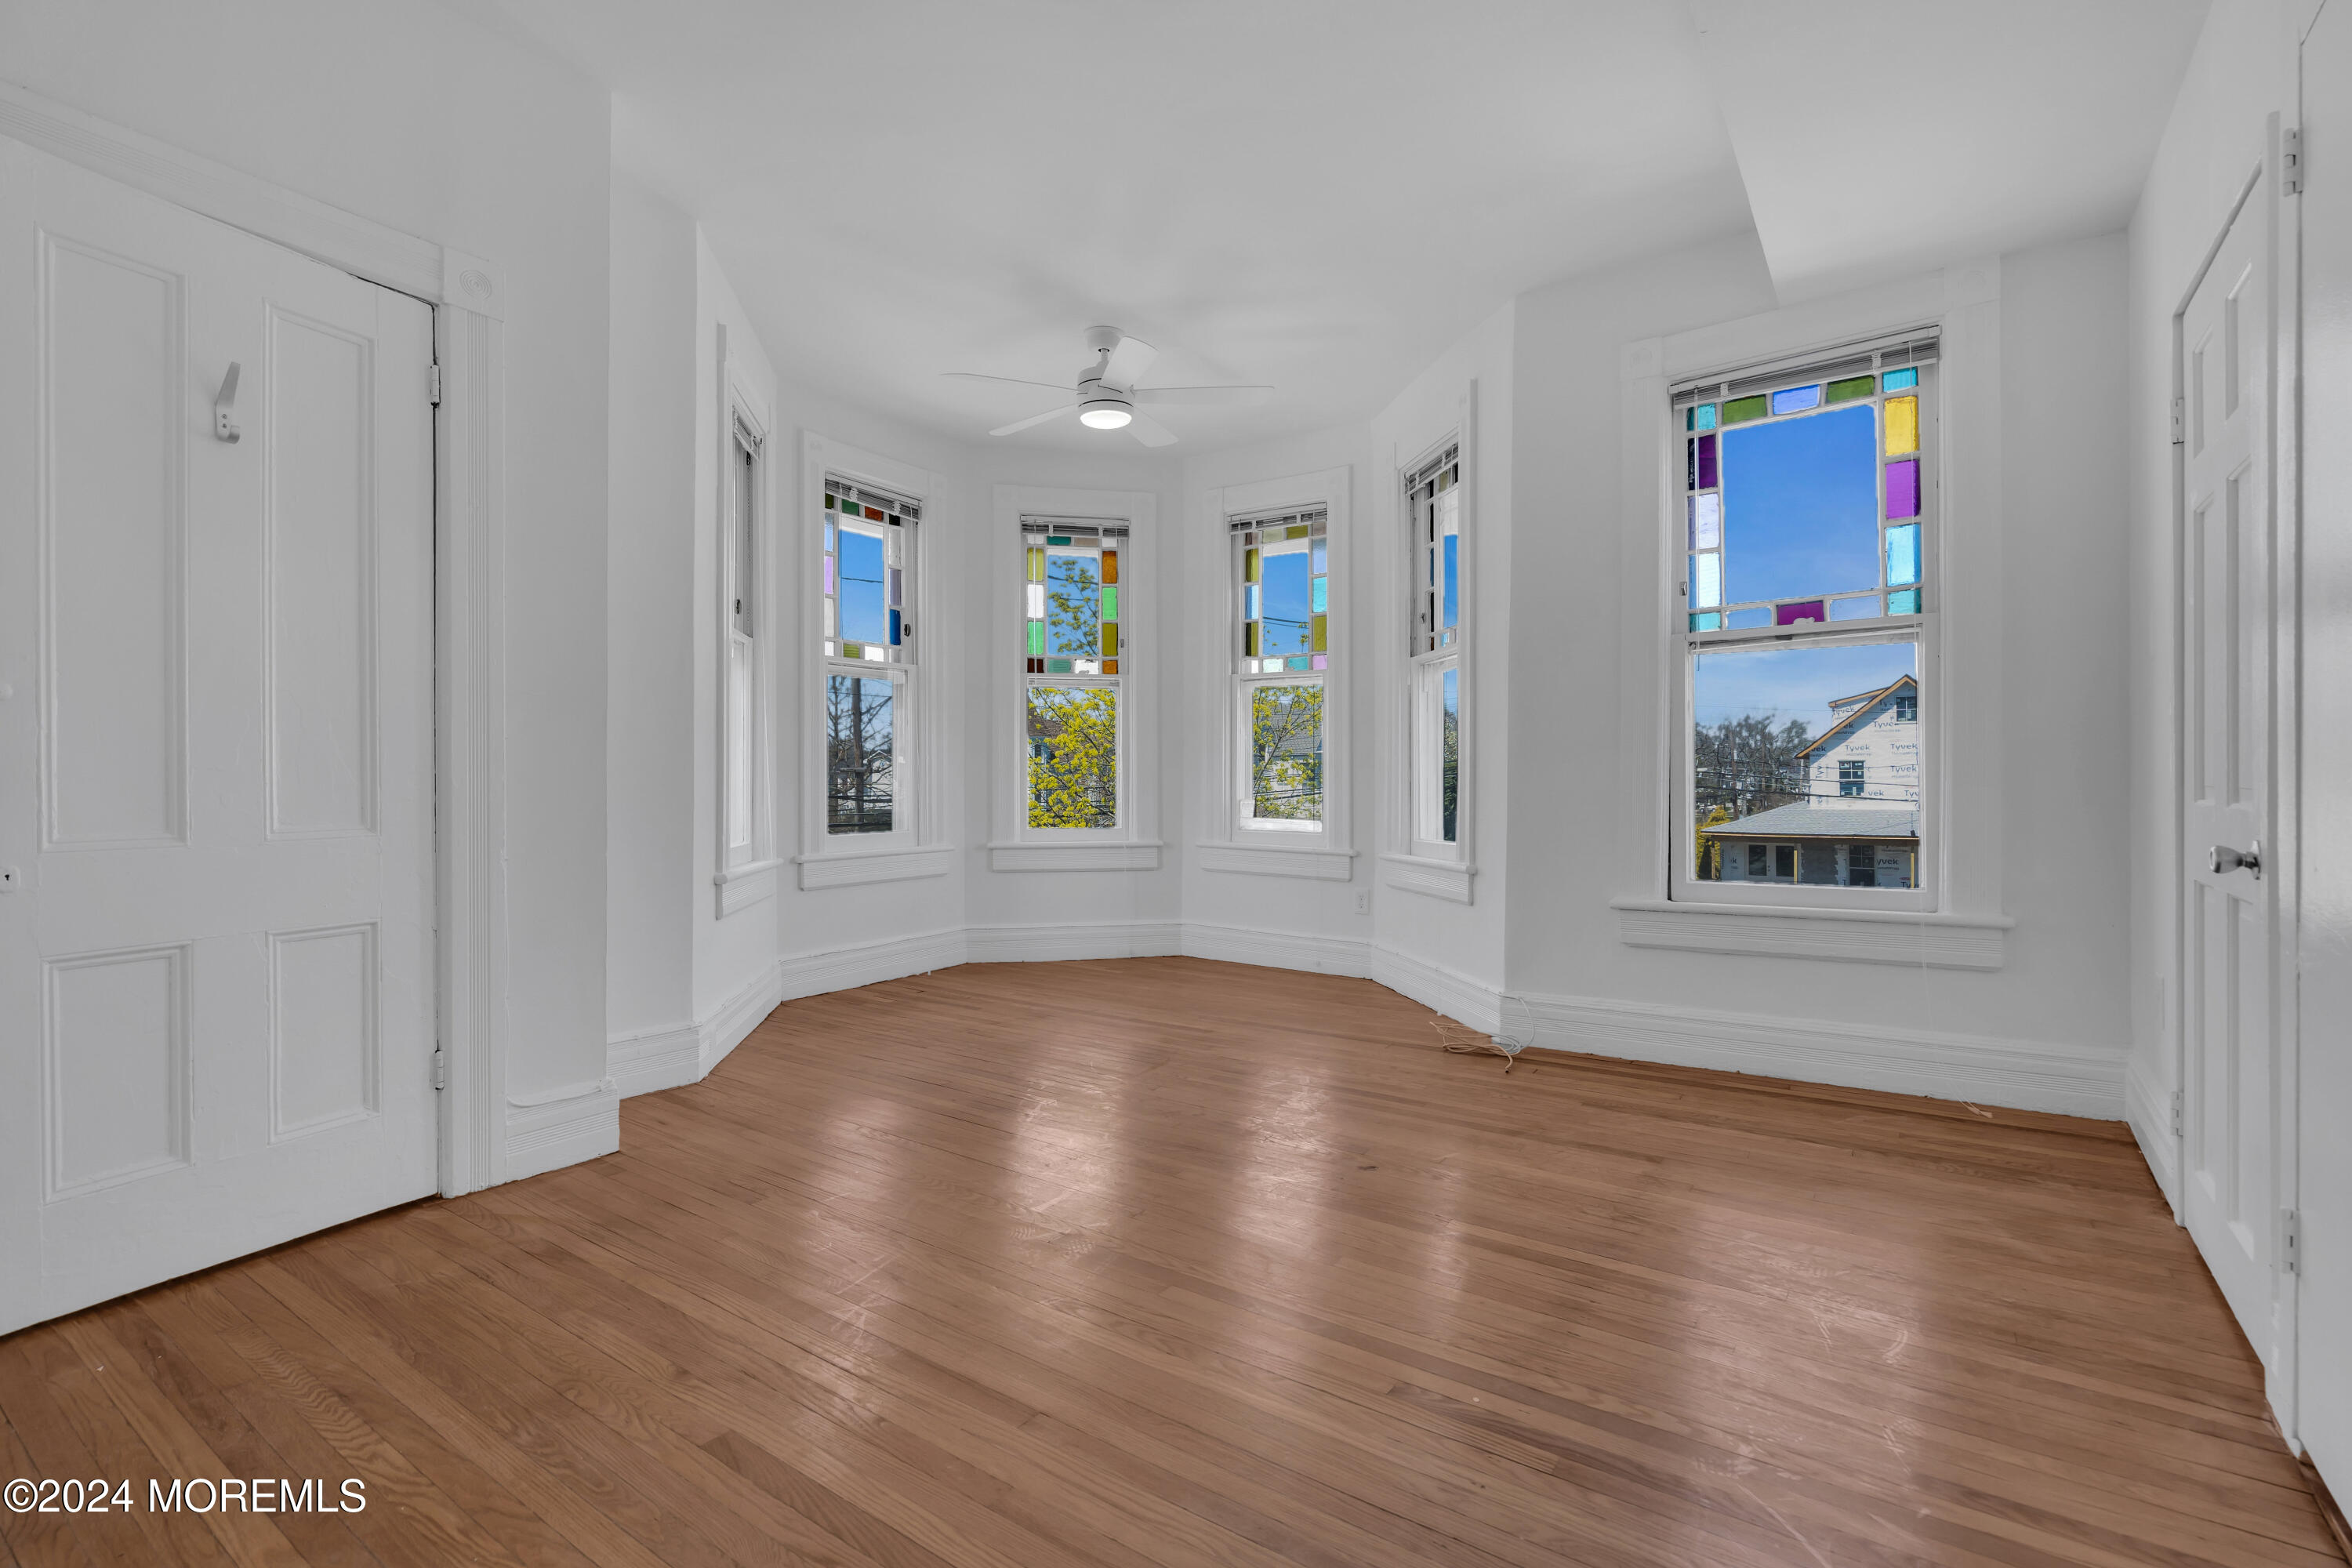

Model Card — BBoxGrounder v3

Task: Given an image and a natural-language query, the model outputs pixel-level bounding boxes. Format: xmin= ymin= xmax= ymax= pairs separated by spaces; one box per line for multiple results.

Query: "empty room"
xmin=1 ymin=1 xmax=2347 ymax=1563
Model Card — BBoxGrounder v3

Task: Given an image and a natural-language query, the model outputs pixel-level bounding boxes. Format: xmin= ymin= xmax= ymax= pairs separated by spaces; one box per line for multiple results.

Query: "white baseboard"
xmin=607 ymin=1022 xmax=702 ymax=1098
xmin=1516 ymin=989 xmax=2125 ymax=1119
xmin=700 ymin=960 xmax=788 ymax=1079
xmin=1370 ymin=944 xmax=1503 ymax=1035
xmin=776 ymin=927 xmax=967 ymax=1002
xmin=1182 ymin=920 xmax=1370 ymax=976
xmin=504 ymin=1080 xmax=619 ymax=1180
xmin=2124 ymin=1050 xmax=2180 ymax=1213
xmin=967 ymin=920 xmax=1183 ymax=962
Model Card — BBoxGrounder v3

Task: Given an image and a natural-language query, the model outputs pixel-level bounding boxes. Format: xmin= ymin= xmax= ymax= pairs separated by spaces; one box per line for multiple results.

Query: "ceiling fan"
xmin=945 ymin=325 xmax=1271 ymax=447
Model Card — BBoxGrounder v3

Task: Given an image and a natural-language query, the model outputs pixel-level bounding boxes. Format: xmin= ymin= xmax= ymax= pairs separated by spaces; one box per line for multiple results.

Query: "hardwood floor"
xmin=2 ymin=956 xmax=2341 ymax=1567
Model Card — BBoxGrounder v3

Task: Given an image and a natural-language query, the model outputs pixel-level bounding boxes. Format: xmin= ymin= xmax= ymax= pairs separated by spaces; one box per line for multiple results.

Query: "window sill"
xmin=1611 ymin=898 xmax=2010 ymax=970
xmin=1196 ymin=841 xmax=1356 ymax=881
xmin=987 ymin=840 xmax=1163 ymax=872
xmin=713 ymin=858 xmax=779 ymax=916
xmin=796 ymin=844 xmax=956 ymax=891
xmin=1379 ymin=853 xmax=1475 ymax=904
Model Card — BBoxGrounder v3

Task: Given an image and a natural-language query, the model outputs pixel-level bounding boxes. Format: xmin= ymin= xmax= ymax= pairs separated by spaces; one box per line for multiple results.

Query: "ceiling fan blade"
xmin=989 ymin=404 xmax=1075 ymax=437
xmin=1134 ymin=384 xmax=1274 ymax=406
xmin=1101 ymin=334 xmax=1158 ymax=389
xmin=946 ymin=372 xmax=1075 ymax=393
xmin=1127 ymin=412 xmax=1178 ymax=448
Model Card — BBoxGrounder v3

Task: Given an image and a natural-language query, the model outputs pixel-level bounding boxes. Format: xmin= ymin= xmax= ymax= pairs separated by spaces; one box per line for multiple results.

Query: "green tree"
xmin=1047 ymin=558 xmax=1099 ymax=657
xmin=1028 ymin=686 xmax=1118 ymax=827
xmin=1250 ymin=684 xmax=1324 ymax=820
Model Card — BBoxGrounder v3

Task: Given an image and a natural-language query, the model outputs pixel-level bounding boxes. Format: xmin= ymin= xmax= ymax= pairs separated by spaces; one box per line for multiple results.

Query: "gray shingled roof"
xmin=1700 ymin=804 xmax=1918 ymax=840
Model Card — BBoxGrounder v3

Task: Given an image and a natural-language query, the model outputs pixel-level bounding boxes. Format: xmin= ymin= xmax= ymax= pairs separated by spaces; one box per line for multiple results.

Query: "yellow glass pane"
xmin=1103 ymin=622 xmax=1119 ymax=657
xmin=1027 ymin=547 xmax=1045 ymax=582
xmin=1885 ymin=395 xmax=1918 ymax=456
xmin=1244 ymin=546 xmax=1260 ymax=583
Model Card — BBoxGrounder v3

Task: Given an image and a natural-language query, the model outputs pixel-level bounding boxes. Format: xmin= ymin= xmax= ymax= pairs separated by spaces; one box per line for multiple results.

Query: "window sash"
xmin=1410 ymin=655 xmax=1460 ymax=850
xmin=1024 ymin=675 xmax=1123 ymax=833
xmin=1236 ymin=672 xmax=1327 ymax=831
xmin=1231 ymin=506 xmax=1330 ymax=676
xmin=823 ymin=662 xmax=910 ymax=842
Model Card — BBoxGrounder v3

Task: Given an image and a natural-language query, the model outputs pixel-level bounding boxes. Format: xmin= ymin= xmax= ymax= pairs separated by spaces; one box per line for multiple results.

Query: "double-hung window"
xmin=1677 ymin=340 xmax=1936 ymax=904
xmin=1405 ymin=444 xmax=1461 ymax=851
xmin=1022 ymin=520 xmax=1127 ymax=829
xmin=722 ymin=420 xmax=767 ymax=870
xmin=1232 ymin=506 xmax=1330 ymax=830
xmin=818 ymin=475 xmax=919 ymax=841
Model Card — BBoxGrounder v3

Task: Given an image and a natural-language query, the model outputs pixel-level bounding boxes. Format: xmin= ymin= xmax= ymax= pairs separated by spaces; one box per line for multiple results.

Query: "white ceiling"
xmin=478 ymin=0 xmax=2208 ymax=452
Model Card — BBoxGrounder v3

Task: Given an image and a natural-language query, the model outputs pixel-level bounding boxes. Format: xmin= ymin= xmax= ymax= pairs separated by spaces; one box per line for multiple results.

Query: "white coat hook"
xmin=213 ymin=361 xmax=241 ymax=444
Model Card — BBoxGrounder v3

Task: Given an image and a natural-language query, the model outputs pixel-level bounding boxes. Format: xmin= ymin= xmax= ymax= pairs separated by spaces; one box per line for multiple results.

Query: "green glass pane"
xmin=1826 ymin=375 xmax=1875 ymax=404
xmin=1889 ymin=588 xmax=1921 ymax=614
xmin=1102 ymin=584 xmax=1118 ymax=621
xmin=1046 ymin=658 xmax=1073 ymax=673
xmin=1882 ymin=367 xmax=1918 ymax=391
xmin=1027 ymin=621 xmax=1044 ymax=655
xmin=1690 ymin=612 xmax=1720 ymax=631
xmin=1045 ymin=535 xmax=1072 ymax=546
xmin=1722 ymin=394 xmax=1769 ymax=425
xmin=824 ymin=494 xmax=837 ymax=510
xmin=841 ymin=641 xmax=863 ymax=658
xmin=1311 ymin=613 xmax=1327 ymax=652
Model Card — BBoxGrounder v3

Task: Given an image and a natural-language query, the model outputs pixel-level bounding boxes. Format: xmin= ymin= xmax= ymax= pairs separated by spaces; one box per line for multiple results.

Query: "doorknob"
xmin=2209 ymin=839 xmax=2263 ymax=879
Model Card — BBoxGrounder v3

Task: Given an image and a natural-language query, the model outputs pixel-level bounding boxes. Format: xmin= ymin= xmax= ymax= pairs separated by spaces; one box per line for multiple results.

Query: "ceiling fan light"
xmin=1079 ymin=402 xmax=1133 ymax=430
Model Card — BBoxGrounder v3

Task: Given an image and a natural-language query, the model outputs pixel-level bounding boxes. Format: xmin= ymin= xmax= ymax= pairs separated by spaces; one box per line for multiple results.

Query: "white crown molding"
xmin=795 ymin=843 xmax=956 ymax=890
xmin=1196 ymin=842 xmax=1356 ymax=881
xmin=1518 ymin=989 xmax=2122 ymax=1119
xmin=1610 ymin=898 xmax=2010 ymax=970
xmin=1378 ymin=852 xmax=1475 ymax=904
xmin=986 ymin=841 xmax=1163 ymax=873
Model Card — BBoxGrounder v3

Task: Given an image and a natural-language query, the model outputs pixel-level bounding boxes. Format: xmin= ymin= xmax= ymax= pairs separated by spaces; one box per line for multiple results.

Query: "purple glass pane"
xmin=1697 ymin=432 xmax=1718 ymax=489
xmin=887 ymin=566 xmax=902 ymax=608
xmin=1686 ymin=437 xmax=1696 ymax=492
xmin=1776 ymin=601 xmax=1826 ymax=626
xmin=823 ymin=555 xmax=835 ymax=594
xmin=1886 ymin=458 xmax=1920 ymax=519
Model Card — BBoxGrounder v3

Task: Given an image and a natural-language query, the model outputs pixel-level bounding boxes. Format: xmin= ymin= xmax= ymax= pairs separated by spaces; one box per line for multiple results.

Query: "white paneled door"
xmin=2177 ymin=166 xmax=2283 ymax=1374
xmin=0 ymin=139 xmax=436 ymax=1336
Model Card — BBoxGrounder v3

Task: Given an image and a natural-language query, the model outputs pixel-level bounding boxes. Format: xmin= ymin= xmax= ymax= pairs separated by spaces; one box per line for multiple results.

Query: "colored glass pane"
xmin=841 ymin=641 xmax=863 ymax=659
xmin=1045 ymin=534 xmax=1071 ymax=546
xmin=1102 ymin=549 xmax=1118 ymax=583
xmin=1287 ymin=655 xmax=1311 ymax=670
xmin=1726 ymin=606 xmax=1772 ymax=629
xmin=1694 ymin=552 xmax=1722 ymax=608
xmin=1243 ymin=622 xmax=1258 ymax=656
xmin=1441 ymin=534 xmax=1457 ymax=627
xmin=1045 ymin=658 xmax=1071 ymax=673
xmin=1885 ymin=523 xmax=1920 ymax=586
xmin=1697 ymin=432 xmax=1719 ymax=488
xmin=1027 ymin=547 xmax=1044 ymax=581
xmin=1312 ymin=575 xmax=1328 ymax=614
xmin=1244 ymin=546 xmax=1260 ymax=583
xmin=1245 ymin=583 xmax=1260 ymax=619
xmin=865 ymin=506 xmax=884 ymax=521
xmin=1027 ymin=621 xmax=1044 ymax=656
xmin=1722 ymin=394 xmax=1769 ymax=425
xmin=887 ymin=567 xmax=902 ymax=608
xmin=1102 ymin=659 xmax=1118 ymax=673
xmin=1826 ymin=375 xmax=1875 ymax=405
xmin=1776 ymin=601 xmax=1826 ymax=626
xmin=1286 ymin=524 xmax=1310 ymax=540
xmin=1103 ymin=584 xmax=1119 ymax=621
xmin=1882 ymin=367 xmax=1918 ymax=391
xmin=1103 ymin=622 xmax=1119 ymax=657
xmin=1886 ymin=458 xmax=1921 ymax=518
xmin=1312 ymin=539 xmax=1327 ymax=575
xmin=1690 ymin=612 xmax=1720 ymax=631
xmin=1889 ymin=588 xmax=1921 ymax=614
xmin=1884 ymin=394 xmax=1918 ymax=456
xmin=1311 ymin=614 xmax=1327 ymax=652
xmin=1722 ymin=404 xmax=1878 ymax=602
xmin=1311 ymin=654 xmax=1327 ymax=670
xmin=1772 ymin=384 xmax=1822 ymax=416
xmin=1829 ymin=596 xmax=1880 ymax=621
xmin=1687 ymin=437 xmax=1697 ymax=492
xmin=823 ymin=555 xmax=835 ymax=594
xmin=837 ymin=530 xmax=887 ymax=643
xmin=1689 ymin=493 xmax=1722 ymax=550
xmin=825 ymin=520 xmax=836 ymax=548
xmin=1693 ymin=404 xmax=1718 ymax=431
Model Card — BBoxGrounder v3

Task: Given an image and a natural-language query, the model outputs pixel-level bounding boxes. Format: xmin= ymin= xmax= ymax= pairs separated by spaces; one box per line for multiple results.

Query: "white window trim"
xmin=794 ymin=431 xmax=954 ymax=890
xmin=1196 ymin=467 xmax=1355 ymax=880
xmin=1381 ymin=398 xmax=1478 ymax=905
xmin=988 ymin=485 xmax=1162 ymax=873
xmin=1614 ymin=263 xmax=2010 ymax=968
xmin=713 ymin=336 xmax=778 ymax=916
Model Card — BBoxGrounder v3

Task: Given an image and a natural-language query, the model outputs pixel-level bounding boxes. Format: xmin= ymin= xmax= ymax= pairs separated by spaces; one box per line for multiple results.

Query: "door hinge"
xmin=428 ymin=362 xmax=442 ymax=406
xmin=2279 ymin=1207 xmax=2301 ymax=1274
xmin=2169 ymin=396 xmax=2185 ymax=446
xmin=2283 ymin=125 xmax=2303 ymax=195
xmin=2170 ymin=1089 xmax=2183 ymax=1138
xmin=431 ymin=1047 xmax=446 ymax=1091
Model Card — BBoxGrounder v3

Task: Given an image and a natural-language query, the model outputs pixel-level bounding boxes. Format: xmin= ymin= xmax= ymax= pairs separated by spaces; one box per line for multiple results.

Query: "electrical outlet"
xmin=1352 ymin=890 xmax=1370 ymax=915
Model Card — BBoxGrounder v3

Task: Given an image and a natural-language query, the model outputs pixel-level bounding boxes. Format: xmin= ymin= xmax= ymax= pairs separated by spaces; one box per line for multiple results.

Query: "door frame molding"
xmin=0 ymin=79 xmax=510 ymax=1197
xmin=2168 ymin=111 xmax=2304 ymax=1435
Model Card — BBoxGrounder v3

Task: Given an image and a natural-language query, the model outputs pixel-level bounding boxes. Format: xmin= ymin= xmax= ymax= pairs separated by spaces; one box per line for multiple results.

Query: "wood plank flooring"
xmin=2 ymin=956 xmax=2341 ymax=1567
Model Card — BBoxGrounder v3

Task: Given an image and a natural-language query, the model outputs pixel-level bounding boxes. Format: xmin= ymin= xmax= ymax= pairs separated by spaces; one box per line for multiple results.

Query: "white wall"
xmin=2122 ymin=0 xmax=2309 ymax=1175
xmin=1 ymin=0 xmax=615 ymax=1106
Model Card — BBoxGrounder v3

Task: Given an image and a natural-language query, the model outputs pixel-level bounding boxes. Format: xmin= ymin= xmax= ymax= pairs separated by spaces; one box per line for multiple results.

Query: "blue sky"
xmin=1693 ymin=641 xmax=1915 ymax=732
xmin=1721 ymin=403 xmax=1878 ymax=604
xmin=839 ymin=530 xmax=887 ymax=643
xmin=1262 ymin=550 xmax=1313 ymax=655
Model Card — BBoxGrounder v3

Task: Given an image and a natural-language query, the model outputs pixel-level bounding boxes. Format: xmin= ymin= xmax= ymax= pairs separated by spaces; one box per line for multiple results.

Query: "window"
xmin=724 ymin=424 xmax=762 ymax=862
xmin=1232 ymin=506 xmax=1328 ymax=830
xmin=820 ymin=474 xmax=919 ymax=840
xmin=1022 ymin=520 xmax=1127 ymax=830
xmin=1406 ymin=444 xmax=1461 ymax=851
xmin=1679 ymin=342 xmax=1935 ymax=904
